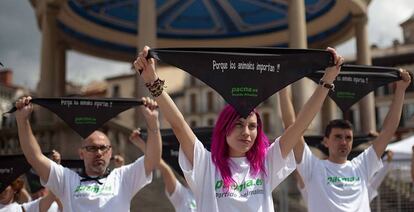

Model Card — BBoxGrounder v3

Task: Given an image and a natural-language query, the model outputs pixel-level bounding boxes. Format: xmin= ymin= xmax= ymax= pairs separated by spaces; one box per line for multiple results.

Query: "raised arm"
xmin=372 ymin=69 xmax=411 ymax=158
xmin=15 ymin=96 xmax=51 ymax=182
xmin=140 ymin=97 xmax=162 ymax=176
xmin=134 ymin=46 xmax=196 ymax=165
xmin=279 ymin=47 xmax=343 ymax=158
xmin=278 ymin=87 xmax=305 ymax=162
xmin=129 ymin=130 xmax=177 ymax=194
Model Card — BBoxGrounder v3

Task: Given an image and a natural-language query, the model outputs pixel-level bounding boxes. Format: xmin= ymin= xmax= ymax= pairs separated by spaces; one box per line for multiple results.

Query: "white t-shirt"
xmin=368 ymin=161 xmax=392 ymax=201
xmin=41 ymin=156 xmax=152 ymax=212
xmin=297 ymin=144 xmax=382 ymax=212
xmin=23 ymin=198 xmax=60 ymax=212
xmin=0 ymin=201 xmax=38 ymax=212
xmin=179 ymin=137 xmax=295 ymax=212
xmin=166 ymin=179 xmax=197 ymax=212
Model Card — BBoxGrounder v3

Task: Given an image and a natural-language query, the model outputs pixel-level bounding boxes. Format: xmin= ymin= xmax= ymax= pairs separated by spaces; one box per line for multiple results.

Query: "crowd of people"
xmin=1 ymin=46 xmax=413 ymax=211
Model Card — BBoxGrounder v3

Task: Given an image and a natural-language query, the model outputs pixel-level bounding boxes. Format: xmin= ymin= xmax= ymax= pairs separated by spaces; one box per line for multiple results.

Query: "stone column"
xmin=37 ymin=1 xmax=61 ymax=123
xmin=354 ymin=15 xmax=376 ymax=133
xmin=135 ymin=1 xmax=157 ymax=128
xmin=54 ymin=41 xmax=67 ymax=97
xmin=288 ymin=0 xmax=321 ymax=134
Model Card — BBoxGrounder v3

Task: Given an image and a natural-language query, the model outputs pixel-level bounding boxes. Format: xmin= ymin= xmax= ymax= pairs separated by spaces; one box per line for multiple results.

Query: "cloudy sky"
xmin=0 ymin=0 xmax=413 ymax=90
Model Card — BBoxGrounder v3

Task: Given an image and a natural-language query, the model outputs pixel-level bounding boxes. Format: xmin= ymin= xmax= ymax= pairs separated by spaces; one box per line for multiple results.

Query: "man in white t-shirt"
xmin=294 ymin=150 xmax=394 ymax=204
xmin=14 ymin=96 xmax=162 ymax=212
xmin=279 ymin=69 xmax=411 ymax=211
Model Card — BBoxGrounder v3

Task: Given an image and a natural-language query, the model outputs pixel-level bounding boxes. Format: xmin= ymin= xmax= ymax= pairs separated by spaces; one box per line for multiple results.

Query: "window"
xmin=112 ymin=85 xmax=120 ymax=97
xmin=190 ymin=93 xmax=197 ymax=113
xmin=207 ymin=118 xmax=215 ymax=126
xmin=190 ymin=120 xmax=197 ymax=127
xmin=207 ymin=91 xmax=214 ymax=112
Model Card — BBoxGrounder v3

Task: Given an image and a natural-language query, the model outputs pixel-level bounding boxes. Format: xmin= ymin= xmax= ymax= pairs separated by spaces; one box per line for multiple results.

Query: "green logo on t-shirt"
xmin=215 ymin=178 xmax=263 ymax=192
xmin=327 ymin=176 xmax=360 ymax=186
xmin=74 ymin=184 xmax=113 ymax=196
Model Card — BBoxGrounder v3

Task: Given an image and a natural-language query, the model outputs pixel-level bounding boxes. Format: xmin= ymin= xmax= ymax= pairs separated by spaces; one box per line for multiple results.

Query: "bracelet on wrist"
xmin=145 ymin=78 xmax=166 ymax=97
xmin=319 ymin=80 xmax=335 ymax=91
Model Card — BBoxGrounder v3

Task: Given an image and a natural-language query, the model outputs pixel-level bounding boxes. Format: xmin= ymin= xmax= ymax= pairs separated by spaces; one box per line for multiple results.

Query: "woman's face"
xmin=226 ymin=113 xmax=258 ymax=157
xmin=0 ymin=186 xmax=14 ymax=205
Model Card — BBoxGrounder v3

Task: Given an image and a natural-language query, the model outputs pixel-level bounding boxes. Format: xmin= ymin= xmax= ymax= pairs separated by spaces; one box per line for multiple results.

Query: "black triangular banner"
xmin=148 ymin=48 xmax=334 ymax=117
xmin=4 ymin=98 xmax=143 ymax=138
xmin=0 ymin=154 xmax=31 ymax=193
xmin=308 ymin=64 xmax=402 ymax=112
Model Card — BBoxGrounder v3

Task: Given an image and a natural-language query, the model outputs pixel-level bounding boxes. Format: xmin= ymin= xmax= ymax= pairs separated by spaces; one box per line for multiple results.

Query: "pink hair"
xmin=211 ymin=105 xmax=269 ymax=188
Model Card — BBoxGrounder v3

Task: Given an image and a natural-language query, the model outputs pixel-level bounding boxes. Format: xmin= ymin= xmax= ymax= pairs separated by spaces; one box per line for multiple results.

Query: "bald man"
xmin=15 ymin=96 xmax=162 ymax=211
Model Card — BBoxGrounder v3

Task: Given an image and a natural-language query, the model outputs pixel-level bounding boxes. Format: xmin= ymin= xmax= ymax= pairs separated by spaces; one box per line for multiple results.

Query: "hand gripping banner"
xmin=0 ymin=154 xmax=31 ymax=193
xmin=147 ymin=47 xmax=335 ymax=117
xmin=308 ymin=64 xmax=404 ymax=112
xmin=4 ymin=97 xmax=144 ymax=138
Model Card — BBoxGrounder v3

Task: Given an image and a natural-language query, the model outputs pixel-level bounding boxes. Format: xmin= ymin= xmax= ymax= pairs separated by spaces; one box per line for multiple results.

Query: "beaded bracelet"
xmin=145 ymin=78 xmax=166 ymax=97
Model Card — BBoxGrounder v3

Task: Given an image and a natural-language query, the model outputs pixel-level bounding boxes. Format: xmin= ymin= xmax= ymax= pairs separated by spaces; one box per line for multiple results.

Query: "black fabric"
xmin=148 ymin=47 xmax=334 ymax=117
xmin=60 ymin=159 xmax=84 ymax=174
xmin=308 ymin=64 xmax=402 ymax=112
xmin=25 ymin=169 xmax=44 ymax=193
xmin=79 ymin=168 xmax=111 ymax=185
xmin=0 ymin=154 xmax=31 ymax=193
xmin=4 ymin=97 xmax=143 ymax=138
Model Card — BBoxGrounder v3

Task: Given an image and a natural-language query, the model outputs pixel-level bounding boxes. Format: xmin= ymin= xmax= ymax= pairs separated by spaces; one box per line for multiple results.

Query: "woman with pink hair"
xmin=134 ymin=46 xmax=343 ymax=212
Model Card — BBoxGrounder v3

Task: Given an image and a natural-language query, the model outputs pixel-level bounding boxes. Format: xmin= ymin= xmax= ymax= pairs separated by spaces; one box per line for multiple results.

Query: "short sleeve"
xmin=21 ymin=198 xmax=40 ymax=212
xmin=351 ymin=146 xmax=383 ymax=181
xmin=178 ymin=138 xmax=210 ymax=194
xmin=119 ymin=156 xmax=152 ymax=197
xmin=41 ymin=160 xmax=73 ymax=198
xmin=166 ymin=179 xmax=184 ymax=208
xmin=297 ymin=144 xmax=317 ymax=183
xmin=267 ymin=137 xmax=296 ymax=189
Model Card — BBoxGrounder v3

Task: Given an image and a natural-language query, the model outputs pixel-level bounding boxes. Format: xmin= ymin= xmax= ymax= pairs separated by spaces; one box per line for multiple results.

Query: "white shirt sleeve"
xmin=118 ymin=156 xmax=153 ymax=197
xmin=21 ymin=198 xmax=40 ymax=212
xmin=370 ymin=162 xmax=391 ymax=190
xmin=266 ymin=137 xmax=296 ymax=189
xmin=178 ymin=138 xmax=210 ymax=195
xmin=351 ymin=146 xmax=383 ymax=181
xmin=41 ymin=160 xmax=75 ymax=198
xmin=166 ymin=180 xmax=186 ymax=208
xmin=297 ymin=144 xmax=317 ymax=183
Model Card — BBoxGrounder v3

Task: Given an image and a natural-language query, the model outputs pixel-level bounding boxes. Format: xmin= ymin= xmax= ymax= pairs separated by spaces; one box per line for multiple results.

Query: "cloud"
xmin=0 ymin=0 xmax=41 ymax=89
xmin=337 ymin=0 xmax=413 ymax=56
xmin=368 ymin=0 xmax=414 ymax=47
xmin=66 ymin=52 xmax=131 ymax=85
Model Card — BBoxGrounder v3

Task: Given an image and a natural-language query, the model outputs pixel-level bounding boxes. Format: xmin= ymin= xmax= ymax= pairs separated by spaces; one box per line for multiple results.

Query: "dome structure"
xmin=32 ymin=0 xmax=369 ymax=62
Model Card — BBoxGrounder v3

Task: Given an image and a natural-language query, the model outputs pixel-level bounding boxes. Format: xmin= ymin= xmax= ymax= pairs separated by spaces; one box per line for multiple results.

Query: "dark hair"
xmin=324 ymin=119 xmax=353 ymax=138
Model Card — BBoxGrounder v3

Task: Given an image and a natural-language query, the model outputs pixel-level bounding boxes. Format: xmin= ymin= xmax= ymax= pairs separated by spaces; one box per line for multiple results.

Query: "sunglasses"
xmin=82 ymin=145 xmax=112 ymax=153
